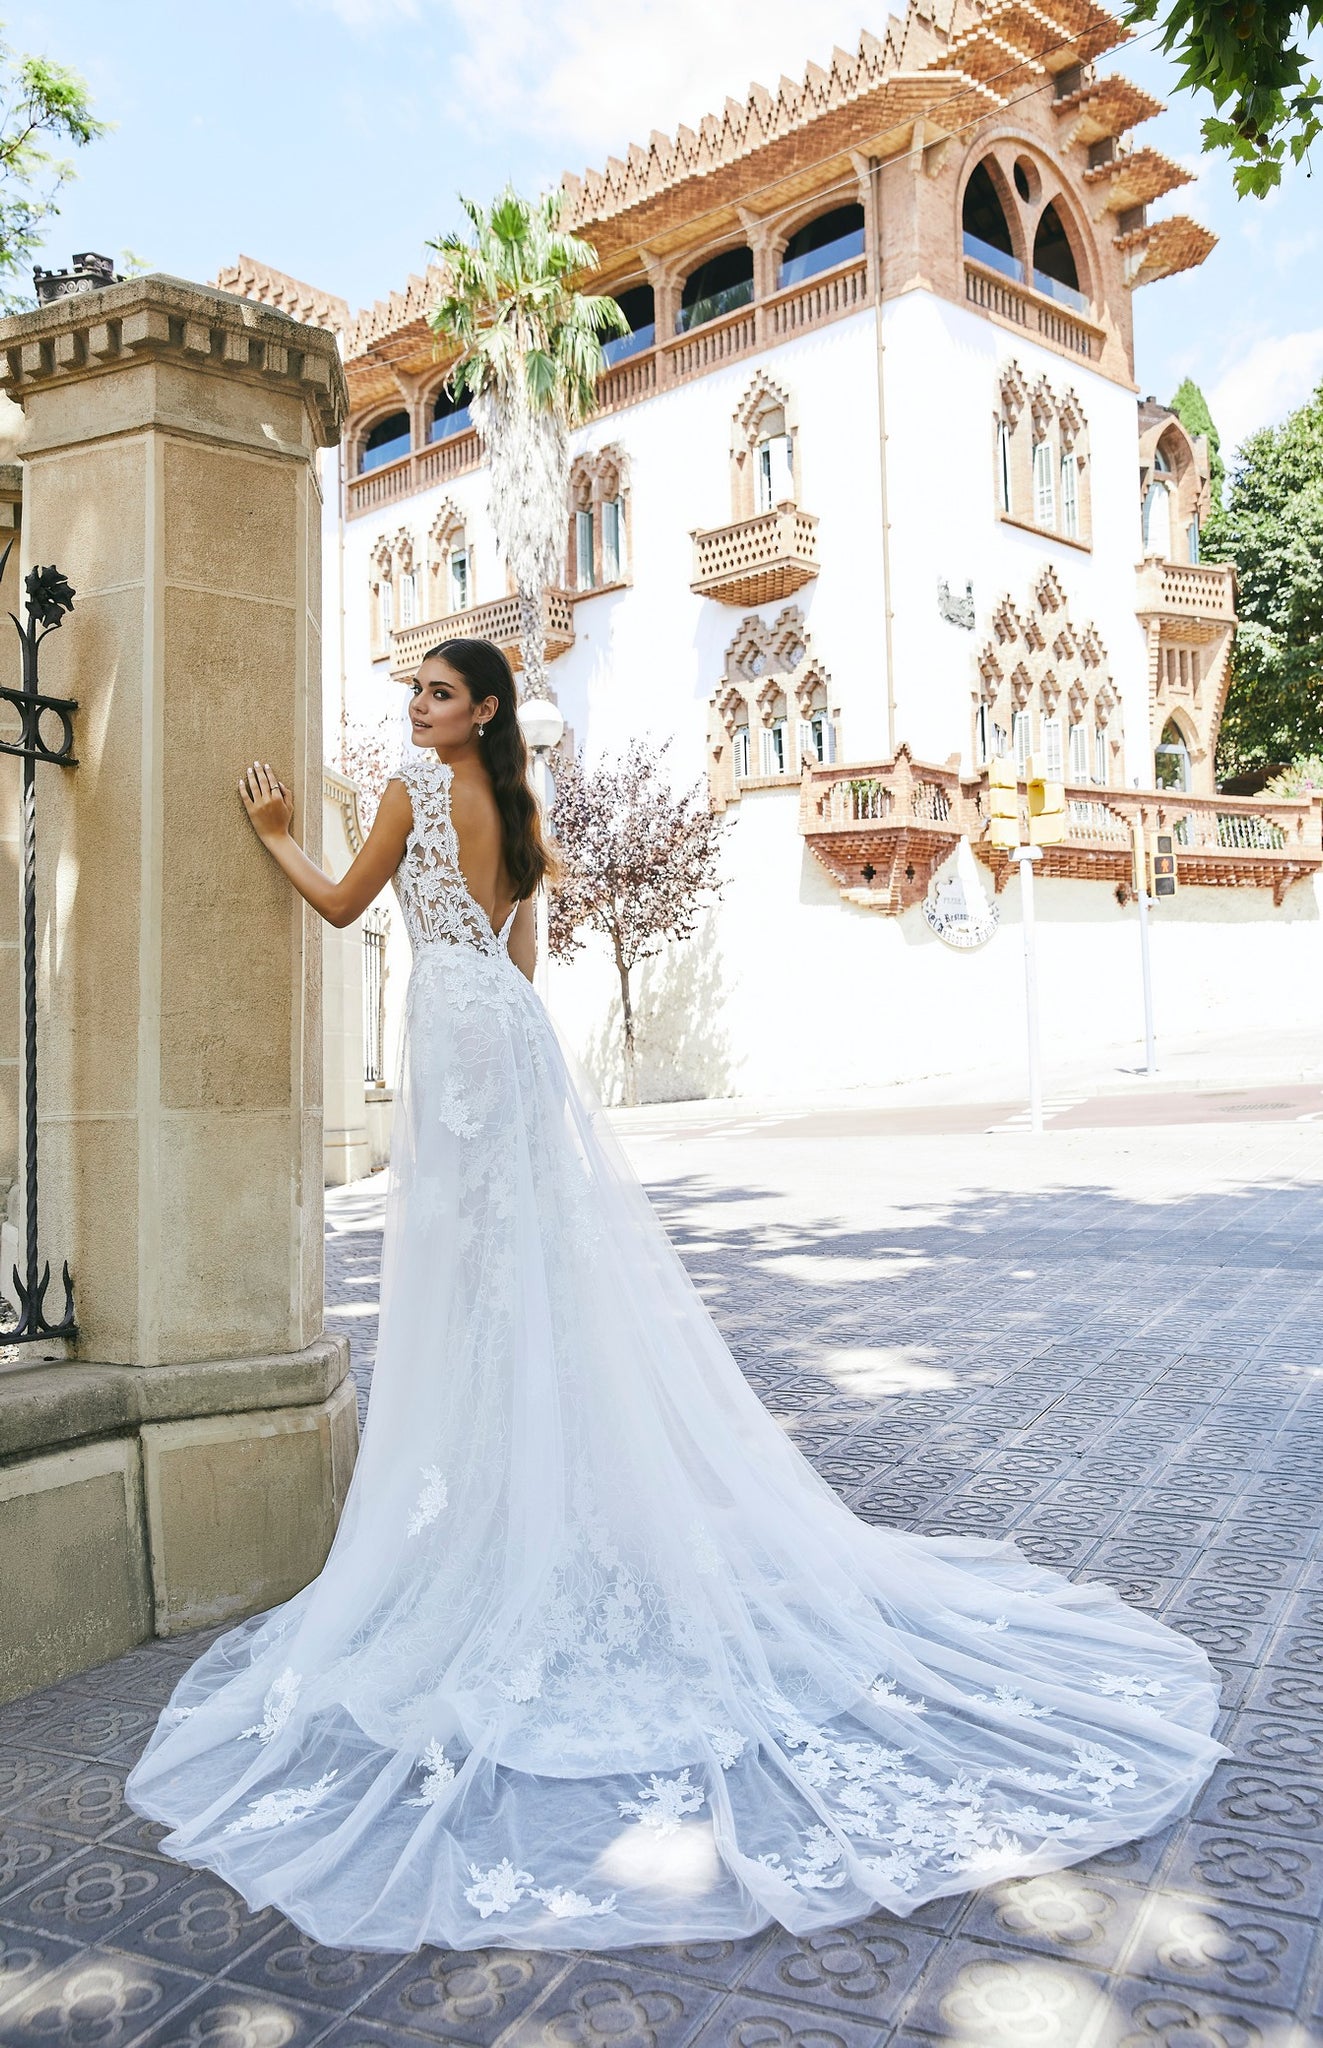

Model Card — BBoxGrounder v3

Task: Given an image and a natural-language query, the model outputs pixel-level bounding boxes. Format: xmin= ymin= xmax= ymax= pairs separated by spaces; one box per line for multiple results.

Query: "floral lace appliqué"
xmin=407 ymin=1468 xmax=449 ymax=1538
xmin=759 ymin=1824 xmax=849 ymax=1892
xmin=465 ymin=1859 xmax=533 ymax=1917
xmin=239 ymin=1668 xmax=300 ymax=1743
xmin=1094 ymin=1673 xmax=1167 ymax=1704
xmin=619 ymin=1768 xmax=706 ymax=1835
xmin=869 ymin=1678 xmax=929 ymax=1714
xmin=223 ymin=1770 xmax=337 ymax=1836
xmin=706 ymin=1727 xmax=747 ymax=1769
xmin=408 ymin=1740 xmax=457 ymax=1807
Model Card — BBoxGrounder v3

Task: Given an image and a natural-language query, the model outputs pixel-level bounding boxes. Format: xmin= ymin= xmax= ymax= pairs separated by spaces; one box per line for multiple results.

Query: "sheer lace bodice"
xmin=392 ymin=743 xmax=517 ymax=957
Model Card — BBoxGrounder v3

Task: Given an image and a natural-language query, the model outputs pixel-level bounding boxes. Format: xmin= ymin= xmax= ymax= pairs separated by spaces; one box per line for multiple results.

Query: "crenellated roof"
xmin=212 ymin=255 xmax=349 ymax=335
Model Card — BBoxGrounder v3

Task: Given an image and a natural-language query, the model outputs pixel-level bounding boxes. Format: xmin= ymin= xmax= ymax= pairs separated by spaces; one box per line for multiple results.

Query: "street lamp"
xmin=516 ymin=694 xmax=564 ymax=1005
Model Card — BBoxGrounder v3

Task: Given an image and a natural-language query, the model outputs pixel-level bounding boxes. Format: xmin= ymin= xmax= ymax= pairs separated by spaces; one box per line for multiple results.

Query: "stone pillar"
xmin=0 ymin=279 xmax=359 ymax=1687
xmin=0 ymin=275 xmax=344 ymax=1365
xmin=321 ymin=767 xmax=370 ymax=1186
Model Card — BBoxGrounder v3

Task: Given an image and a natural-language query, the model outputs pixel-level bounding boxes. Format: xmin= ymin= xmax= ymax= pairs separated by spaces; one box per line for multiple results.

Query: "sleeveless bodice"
xmin=392 ymin=744 xmax=517 ymax=958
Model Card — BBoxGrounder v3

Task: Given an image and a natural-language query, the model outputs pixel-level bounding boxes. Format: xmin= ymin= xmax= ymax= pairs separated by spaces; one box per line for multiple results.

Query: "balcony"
xmin=1135 ymin=558 xmax=1237 ymax=637
xmin=390 ymin=590 xmax=575 ymax=678
xmin=800 ymin=749 xmax=972 ymax=912
xmin=963 ymin=253 xmax=1102 ymax=360
xmin=972 ymin=783 xmax=1323 ymax=907
xmin=691 ymin=505 xmax=819 ymax=608
xmin=346 ymin=428 xmax=482 ymax=520
xmin=800 ymin=755 xmax=1323 ymax=913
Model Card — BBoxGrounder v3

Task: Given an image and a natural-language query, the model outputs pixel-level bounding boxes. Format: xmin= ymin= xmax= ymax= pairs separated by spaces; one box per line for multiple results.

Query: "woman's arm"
xmin=507 ymin=894 xmax=537 ymax=983
xmin=239 ymin=761 xmax=412 ymax=929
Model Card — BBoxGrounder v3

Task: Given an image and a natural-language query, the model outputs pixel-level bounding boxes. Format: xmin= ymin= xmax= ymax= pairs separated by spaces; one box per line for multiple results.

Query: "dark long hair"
xmin=422 ymin=637 xmax=557 ymax=900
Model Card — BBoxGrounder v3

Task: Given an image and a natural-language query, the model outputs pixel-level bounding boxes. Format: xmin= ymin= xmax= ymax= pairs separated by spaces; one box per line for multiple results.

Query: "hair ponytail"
xmin=422 ymin=637 xmax=558 ymax=900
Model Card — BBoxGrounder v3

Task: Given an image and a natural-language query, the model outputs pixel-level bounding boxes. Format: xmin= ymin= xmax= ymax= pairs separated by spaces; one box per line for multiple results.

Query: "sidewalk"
xmin=607 ymin=1021 xmax=1323 ymax=1131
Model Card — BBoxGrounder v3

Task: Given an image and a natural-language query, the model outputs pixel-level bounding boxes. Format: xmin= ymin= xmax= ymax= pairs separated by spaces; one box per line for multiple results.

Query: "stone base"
xmin=0 ymin=1337 xmax=356 ymax=1702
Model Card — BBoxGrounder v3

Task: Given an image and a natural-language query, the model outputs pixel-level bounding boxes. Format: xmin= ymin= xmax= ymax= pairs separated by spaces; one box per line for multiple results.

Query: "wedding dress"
xmin=126 ymin=740 xmax=1224 ymax=1953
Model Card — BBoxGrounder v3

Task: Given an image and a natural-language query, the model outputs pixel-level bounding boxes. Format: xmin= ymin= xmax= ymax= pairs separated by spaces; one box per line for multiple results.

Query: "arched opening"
xmin=429 ymin=386 xmax=472 ymax=445
xmin=677 ymin=247 xmax=754 ymax=334
xmin=962 ymin=162 xmax=1021 ymax=283
xmin=779 ymin=204 xmax=865 ymax=289
xmin=602 ymin=282 xmax=656 ymax=366
xmin=1032 ymin=203 xmax=1086 ymax=312
xmin=360 ymin=410 xmax=410 ymax=474
xmin=1154 ymin=718 xmax=1192 ymax=792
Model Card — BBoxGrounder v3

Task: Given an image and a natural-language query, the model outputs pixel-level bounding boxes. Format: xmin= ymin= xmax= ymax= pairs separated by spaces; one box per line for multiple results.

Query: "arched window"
xmin=1143 ymin=481 xmax=1172 ymax=559
xmin=733 ymin=723 xmax=751 ymax=779
xmin=779 ymin=205 xmax=865 ymax=289
xmin=760 ymin=694 xmax=789 ymax=774
xmin=1032 ymin=204 xmax=1085 ymax=313
xmin=1155 ymin=718 xmax=1191 ymax=792
xmin=447 ymin=529 xmax=470 ymax=611
xmin=430 ymin=387 xmax=472 ymax=445
xmin=962 ymin=162 xmax=1021 ymax=284
xmin=360 ymin=411 xmax=410 ymax=474
xmin=602 ymin=283 xmax=655 ymax=367
xmin=677 ymin=248 xmax=754 ymax=334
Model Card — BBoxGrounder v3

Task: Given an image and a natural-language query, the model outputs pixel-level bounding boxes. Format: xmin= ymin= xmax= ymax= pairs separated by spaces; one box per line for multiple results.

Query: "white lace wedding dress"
xmin=126 ymin=741 xmax=1224 ymax=1953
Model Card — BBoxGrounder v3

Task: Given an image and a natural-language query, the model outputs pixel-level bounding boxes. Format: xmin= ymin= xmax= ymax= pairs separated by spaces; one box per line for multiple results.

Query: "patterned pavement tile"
xmin=1116 ymin=1889 xmax=1316 ymax=2010
xmin=224 ymin=1923 xmax=405 ymax=2011
xmin=739 ymin=1919 xmax=936 ymax=2020
xmin=697 ymin=1988 xmax=891 ymax=2046
xmin=4 ymin=1844 xmax=191 ymax=1942
xmin=898 ymin=1939 xmax=1110 ymax=2044
xmin=0 ymin=1948 xmax=204 ymax=2047
xmin=7 ymin=1761 xmax=132 ymax=1841
xmin=1159 ymin=1824 xmax=1323 ymax=1919
xmin=499 ymin=1957 xmax=724 ymax=2048
xmin=102 ymin=1876 xmax=278 ymax=1977
xmin=135 ymin=1981 xmax=333 ymax=2046
xmin=0 ymin=1921 xmax=82 ymax=2025
xmin=352 ymin=1945 xmax=567 ymax=2044
xmin=953 ymin=1869 xmax=1147 ymax=1972
xmin=1090 ymin=1979 xmax=1296 ymax=2048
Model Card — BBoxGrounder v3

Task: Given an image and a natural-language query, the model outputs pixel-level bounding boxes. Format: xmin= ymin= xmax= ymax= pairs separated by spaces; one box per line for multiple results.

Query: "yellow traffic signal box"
xmin=1151 ymin=830 xmax=1178 ymax=898
xmin=987 ymin=755 xmax=1020 ymax=850
xmin=1026 ymin=755 xmax=1066 ymax=846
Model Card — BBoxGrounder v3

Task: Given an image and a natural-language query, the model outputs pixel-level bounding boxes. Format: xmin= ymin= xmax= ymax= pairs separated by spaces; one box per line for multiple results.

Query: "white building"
xmin=226 ymin=0 xmax=1322 ymax=1117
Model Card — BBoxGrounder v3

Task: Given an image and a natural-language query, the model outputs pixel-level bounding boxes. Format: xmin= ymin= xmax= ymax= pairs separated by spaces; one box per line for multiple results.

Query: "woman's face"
xmin=409 ymin=657 xmax=496 ymax=753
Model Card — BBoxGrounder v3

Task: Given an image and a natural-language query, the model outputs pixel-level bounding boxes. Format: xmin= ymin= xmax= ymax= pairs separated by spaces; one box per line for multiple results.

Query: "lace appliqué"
xmin=970 ymin=1686 xmax=1049 ymax=1720
xmin=239 ymin=1669 xmax=300 ymax=1742
xmin=759 ymin=1825 xmax=849 ymax=1893
xmin=393 ymin=747 xmax=513 ymax=962
xmin=869 ymin=1678 xmax=928 ymax=1714
xmin=407 ymin=1468 xmax=448 ymax=1538
xmin=408 ymin=1740 xmax=457 ymax=1807
xmin=619 ymin=1769 xmax=706 ymax=1836
xmin=463 ymin=1861 xmax=617 ymax=1920
xmin=1094 ymin=1673 xmax=1167 ymax=1704
xmin=706 ymin=1727 xmax=747 ymax=1769
xmin=223 ymin=1770 xmax=337 ymax=1836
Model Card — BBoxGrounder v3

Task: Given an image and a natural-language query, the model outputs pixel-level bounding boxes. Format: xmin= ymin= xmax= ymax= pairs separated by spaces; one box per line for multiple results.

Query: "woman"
xmin=127 ymin=637 xmax=1224 ymax=1953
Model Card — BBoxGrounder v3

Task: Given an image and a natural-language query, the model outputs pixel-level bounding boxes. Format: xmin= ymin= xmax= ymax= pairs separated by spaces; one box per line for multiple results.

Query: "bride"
xmin=127 ymin=636 xmax=1224 ymax=1953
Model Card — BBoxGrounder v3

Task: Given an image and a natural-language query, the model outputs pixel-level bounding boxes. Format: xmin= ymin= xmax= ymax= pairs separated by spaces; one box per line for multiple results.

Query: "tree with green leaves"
xmin=0 ymin=23 xmax=105 ymax=311
xmin=1208 ymin=380 xmax=1323 ymax=777
xmin=427 ymin=188 xmax=627 ymax=700
xmin=1169 ymin=375 xmax=1226 ymax=508
xmin=1122 ymin=0 xmax=1321 ymax=197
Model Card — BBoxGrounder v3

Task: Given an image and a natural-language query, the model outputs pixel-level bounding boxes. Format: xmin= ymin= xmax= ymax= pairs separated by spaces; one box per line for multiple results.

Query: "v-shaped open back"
xmin=393 ymin=745 xmax=516 ymax=956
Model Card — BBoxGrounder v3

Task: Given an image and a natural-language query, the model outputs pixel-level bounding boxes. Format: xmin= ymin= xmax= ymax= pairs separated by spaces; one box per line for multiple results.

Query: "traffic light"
xmin=1150 ymin=830 xmax=1178 ymax=898
xmin=987 ymin=755 xmax=1020 ymax=850
xmin=1026 ymin=755 xmax=1066 ymax=846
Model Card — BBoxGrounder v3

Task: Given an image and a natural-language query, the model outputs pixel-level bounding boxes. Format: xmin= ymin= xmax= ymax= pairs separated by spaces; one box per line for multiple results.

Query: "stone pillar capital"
xmin=0 ymin=273 xmax=347 ymax=457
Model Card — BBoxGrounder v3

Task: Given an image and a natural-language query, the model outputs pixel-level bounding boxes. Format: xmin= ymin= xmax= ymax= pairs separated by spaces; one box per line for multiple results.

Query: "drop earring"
xmin=477 ymin=723 xmax=486 ymax=737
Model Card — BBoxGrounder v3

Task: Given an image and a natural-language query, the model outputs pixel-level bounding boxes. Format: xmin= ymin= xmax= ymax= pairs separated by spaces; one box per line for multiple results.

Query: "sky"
xmin=13 ymin=0 xmax=1323 ymax=464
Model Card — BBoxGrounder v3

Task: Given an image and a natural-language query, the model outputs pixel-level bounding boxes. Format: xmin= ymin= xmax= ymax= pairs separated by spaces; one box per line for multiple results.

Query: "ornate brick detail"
xmin=390 ymin=592 xmax=574 ymax=679
xmin=692 ymin=507 xmax=819 ymax=608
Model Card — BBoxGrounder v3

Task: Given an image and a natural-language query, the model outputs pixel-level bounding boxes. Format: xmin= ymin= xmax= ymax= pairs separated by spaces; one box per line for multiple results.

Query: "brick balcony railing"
xmin=347 ymin=428 xmax=483 ymax=521
xmin=963 ymin=257 xmax=1102 ymax=361
xmin=801 ymin=752 xmax=1323 ymax=912
xmin=691 ymin=505 xmax=820 ymax=607
xmin=1134 ymin=557 xmax=1237 ymax=626
xmin=389 ymin=590 xmax=575 ymax=677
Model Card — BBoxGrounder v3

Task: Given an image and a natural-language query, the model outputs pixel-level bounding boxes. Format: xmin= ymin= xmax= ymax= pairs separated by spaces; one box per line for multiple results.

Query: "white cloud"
xmin=1209 ymin=329 xmax=1323 ymax=452
xmin=302 ymin=0 xmax=420 ymax=24
xmin=443 ymin=0 xmax=874 ymax=164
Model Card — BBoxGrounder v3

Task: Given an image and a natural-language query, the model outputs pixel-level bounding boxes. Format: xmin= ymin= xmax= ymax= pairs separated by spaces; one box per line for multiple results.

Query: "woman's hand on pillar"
xmin=239 ymin=761 xmax=294 ymax=846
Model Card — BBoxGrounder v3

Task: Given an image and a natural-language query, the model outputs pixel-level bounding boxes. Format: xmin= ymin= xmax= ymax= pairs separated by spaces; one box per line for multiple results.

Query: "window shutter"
xmin=1012 ymin=710 xmax=1030 ymax=772
xmin=399 ymin=572 xmax=415 ymax=628
xmin=1094 ymin=726 xmax=1107 ymax=786
xmin=575 ymin=509 xmax=595 ymax=590
xmin=797 ymin=719 xmax=815 ymax=766
xmin=380 ymin=580 xmax=394 ymax=635
xmin=1060 ymin=453 xmax=1078 ymax=538
xmin=1032 ymin=440 xmax=1055 ymax=528
xmin=997 ymin=423 xmax=1012 ymax=514
xmin=1068 ymin=722 xmax=1089 ymax=780
xmin=823 ymin=718 xmax=837 ymax=765
xmin=602 ymin=499 xmax=622 ymax=582
xmin=1041 ymin=715 xmax=1063 ymax=777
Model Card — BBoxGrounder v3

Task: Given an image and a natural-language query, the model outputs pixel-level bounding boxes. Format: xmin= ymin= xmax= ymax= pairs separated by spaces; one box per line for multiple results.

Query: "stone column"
xmin=1 ymin=275 xmax=344 ymax=1365
xmin=0 ymin=278 xmax=359 ymax=1685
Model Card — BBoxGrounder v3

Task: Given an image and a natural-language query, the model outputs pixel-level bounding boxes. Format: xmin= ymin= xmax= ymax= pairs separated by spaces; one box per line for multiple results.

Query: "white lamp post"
xmin=516 ymin=694 xmax=564 ymax=1004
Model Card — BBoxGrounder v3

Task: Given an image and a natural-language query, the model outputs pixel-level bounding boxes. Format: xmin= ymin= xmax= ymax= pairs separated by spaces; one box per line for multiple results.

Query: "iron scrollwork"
xmin=0 ymin=543 xmax=78 ymax=1343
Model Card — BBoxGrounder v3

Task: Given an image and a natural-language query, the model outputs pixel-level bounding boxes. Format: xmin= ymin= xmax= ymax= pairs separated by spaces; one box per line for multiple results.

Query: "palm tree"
xmin=427 ymin=188 xmax=628 ymax=700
